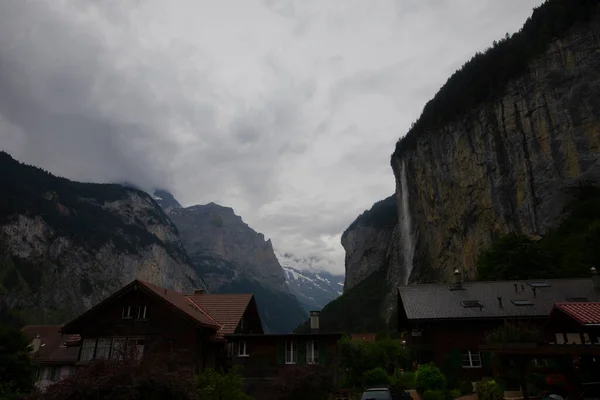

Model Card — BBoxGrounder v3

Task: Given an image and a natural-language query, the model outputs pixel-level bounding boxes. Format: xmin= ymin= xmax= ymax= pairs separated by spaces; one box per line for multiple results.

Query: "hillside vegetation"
xmin=394 ymin=0 xmax=600 ymax=158
xmin=478 ymin=184 xmax=600 ymax=280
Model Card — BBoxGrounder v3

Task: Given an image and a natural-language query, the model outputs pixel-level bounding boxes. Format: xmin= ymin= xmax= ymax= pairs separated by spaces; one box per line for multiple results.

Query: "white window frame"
xmin=122 ymin=306 xmax=132 ymax=319
xmin=461 ymin=350 xmax=482 ymax=368
xmin=285 ymin=341 xmax=297 ymax=364
xmin=137 ymin=305 xmax=147 ymax=319
xmin=306 ymin=340 xmax=319 ymax=364
xmin=237 ymin=340 xmax=249 ymax=357
xmin=80 ymin=339 xmax=96 ymax=361
xmin=111 ymin=338 xmax=126 ymax=360
xmin=96 ymin=338 xmax=112 ymax=359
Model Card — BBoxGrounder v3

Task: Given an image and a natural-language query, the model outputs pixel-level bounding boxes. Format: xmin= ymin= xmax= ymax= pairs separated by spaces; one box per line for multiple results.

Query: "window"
xmin=237 ymin=340 xmax=248 ymax=357
xmin=35 ymin=368 xmax=42 ymax=381
xmin=306 ymin=340 xmax=319 ymax=364
xmin=511 ymin=300 xmax=534 ymax=306
xmin=285 ymin=341 xmax=297 ymax=364
xmin=567 ymin=297 xmax=588 ymax=302
xmin=461 ymin=351 xmax=482 ymax=368
xmin=226 ymin=343 xmax=234 ymax=358
xmin=137 ymin=305 xmax=147 ymax=319
xmin=127 ymin=338 xmax=144 ymax=360
xmin=111 ymin=338 xmax=126 ymax=360
xmin=80 ymin=339 xmax=96 ymax=361
xmin=460 ymin=300 xmax=483 ymax=308
xmin=122 ymin=306 xmax=132 ymax=319
xmin=240 ymin=316 xmax=245 ymax=332
xmin=96 ymin=338 xmax=111 ymax=359
xmin=48 ymin=366 xmax=61 ymax=381
xmin=527 ymin=282 xmax=551 ymax=288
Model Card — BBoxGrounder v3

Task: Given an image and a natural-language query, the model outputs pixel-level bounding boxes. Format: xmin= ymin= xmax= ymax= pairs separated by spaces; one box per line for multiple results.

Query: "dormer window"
xmin=137 ymin=305 xmax=147 ymax=319
xmin=122 ymin=306 xmax=132 ymax=319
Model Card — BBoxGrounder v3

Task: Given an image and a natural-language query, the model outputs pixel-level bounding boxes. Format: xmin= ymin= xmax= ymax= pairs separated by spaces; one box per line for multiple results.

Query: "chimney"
xmin=532 ymin=287 xmax=537 ymax=298
xmin=194 ymin=289 xmax=204 ymax=295
xmin=31 ymin=335 xmax=41 ymax=353
xmin=497 ymin=297 xmax=503 ymax=307
xmin=513 ymin=283 xmax=518 ymax=292
xmin=452 ymin=268 xmax=463 ymax=289
xmin=591 ymin=267 xmax=600 ymax=289
xmin=521 ymin=284 xmax=525 ymax=291
xmin=310 ymin=311 xmax=320 ymax=333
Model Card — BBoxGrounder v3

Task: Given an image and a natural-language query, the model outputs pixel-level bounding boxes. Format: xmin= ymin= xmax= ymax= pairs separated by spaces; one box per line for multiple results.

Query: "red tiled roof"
xmin=187 ymin=293 xmax=254 ymax=335
xmin=138 ymin=281 xmax=222 ymax=330
xmin=350 ymin=333 xmax=377 ymax=342
xmin=21 ymin=325 xmax=80 ymax=364
xmin=555 ymin=302 xmax=600 ymax=325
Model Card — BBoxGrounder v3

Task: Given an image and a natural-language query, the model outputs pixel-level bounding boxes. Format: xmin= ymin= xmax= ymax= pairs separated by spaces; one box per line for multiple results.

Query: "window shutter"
xmin=449 ymin=348 xmax=462 ymax=369
xmin=298 ymin=341 xmax=306 ymax=365
xmin=319 ymin=341 xmax=327 ymax=365
xmin=482 ymin=352 xmax=492 ymax=369
xmin=277 ymin=341 xmax=284 ymax=365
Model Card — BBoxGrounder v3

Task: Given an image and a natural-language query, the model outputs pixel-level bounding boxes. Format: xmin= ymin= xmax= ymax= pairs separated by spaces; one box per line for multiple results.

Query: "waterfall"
xmin=400 ymin=160 xmax=415 ymax=285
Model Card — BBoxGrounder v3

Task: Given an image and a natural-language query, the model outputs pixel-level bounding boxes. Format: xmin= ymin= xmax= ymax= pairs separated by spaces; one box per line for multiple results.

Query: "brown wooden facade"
xmin=225 ymin=333 xmax=343 ymax=400
xmin=61 ymin=282 xmax=224 ymax=372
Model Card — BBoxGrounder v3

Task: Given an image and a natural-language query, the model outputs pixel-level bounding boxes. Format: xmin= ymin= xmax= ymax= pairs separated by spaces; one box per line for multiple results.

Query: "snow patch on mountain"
xmin=276 ymin=251 xmax=344 ymax=312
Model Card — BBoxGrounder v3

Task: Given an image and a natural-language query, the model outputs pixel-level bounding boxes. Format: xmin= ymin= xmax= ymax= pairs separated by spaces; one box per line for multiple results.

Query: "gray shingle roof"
xmin=398 ymin=278 xmax=600 ymax=321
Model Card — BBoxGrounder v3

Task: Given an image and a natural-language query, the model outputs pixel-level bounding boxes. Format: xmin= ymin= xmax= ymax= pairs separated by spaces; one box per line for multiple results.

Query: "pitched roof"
xmin=554 ymin=302 xmax=600 ymax=325
xmin=350 ymin=333 xmax=377 ymax=342
xmin=398 ymin=278 xmax=600 ymax=321
xmin=187 ymin=293 xmax=254 ymax=335
xmin=138 ymin=281 xmax=223 ymax=329
xmin=21 ymin=325 xmax=80 ymax=364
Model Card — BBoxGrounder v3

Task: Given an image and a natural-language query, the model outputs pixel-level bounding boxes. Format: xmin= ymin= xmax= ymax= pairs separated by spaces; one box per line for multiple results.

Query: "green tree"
xmin=0 ymin=324 xmax=35 ymax=396
xmin=477 ymin=233 xmax=552 ymax=280
xmin=197 ymin=366 xmax=252 ymax=400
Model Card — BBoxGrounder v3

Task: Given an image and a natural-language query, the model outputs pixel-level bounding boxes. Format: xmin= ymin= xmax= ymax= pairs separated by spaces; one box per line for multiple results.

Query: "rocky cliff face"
xmin=341 ymin=196 xmax=398 ymax=292
xmin=0 ymin=152 xmax=203 ymax=325
xmin=392 ymin=6 xmax=600 ymax=283
xmin=167 ymin=203 xmax=307 ymax=333
xmin=169 ymin=203 xmax=287 ymax=292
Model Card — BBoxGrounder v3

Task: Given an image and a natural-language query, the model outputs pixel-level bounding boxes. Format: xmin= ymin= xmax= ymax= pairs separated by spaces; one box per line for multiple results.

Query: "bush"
xmin=446 ymin=389 xmax=461 ymax=400
xmin=423 ymin=390 xmax=446 ymax=400
xmin=27 ymin=353 xmax=199 ymax=400
xmin=477 ymin=379 xmax=503 ymax=400
xmin=391 ymin=370 xmax=416 ymax=390
xmin=197 ymin=365 xmax=252 ymax=400
xmin=363 ymin=367 xmax=390 ymax=387
xmin=458 ymin=381 xmax=474 ymax=395
xmin=415 ymin=363 xmax=446 ymax=394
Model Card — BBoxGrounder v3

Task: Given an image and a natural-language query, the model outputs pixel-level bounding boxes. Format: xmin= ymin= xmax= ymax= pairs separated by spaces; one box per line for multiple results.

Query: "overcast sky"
xmin=0 ymin=0 xmax=543 ymax=275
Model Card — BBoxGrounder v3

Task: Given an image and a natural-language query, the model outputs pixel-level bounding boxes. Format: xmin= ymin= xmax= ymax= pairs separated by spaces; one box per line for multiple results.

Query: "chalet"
xmin=60 ymin=279 xmax=262 ymax=372
xmin=21 ymin=325 xmax=79 ymax=390
xmin=225 ymin=311 xmax=343 ymax=399
xmin=397 ymin=269 xmax=600 ymax=381
xmin=25 ymin=279 xmax=342 ymax=399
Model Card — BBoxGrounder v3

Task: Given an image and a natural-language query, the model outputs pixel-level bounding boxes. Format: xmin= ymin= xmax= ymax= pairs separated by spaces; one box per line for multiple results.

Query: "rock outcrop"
xmin=392 ymin=5 xmax=600 ymax=283
xmin=167 ymin=203 xmax=307 ymax=333
xmin=0 ymin=152 xmax=203 ymax=325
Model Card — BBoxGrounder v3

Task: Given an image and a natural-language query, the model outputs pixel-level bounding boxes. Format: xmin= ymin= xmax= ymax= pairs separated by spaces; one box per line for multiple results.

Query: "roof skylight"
xmin=527 ymin=282 xmax=551 ymax=288
xmin=511 ymin=300 xmax=534 ymax=306
xmin=461 ymin=300 xmax=483 ymax=308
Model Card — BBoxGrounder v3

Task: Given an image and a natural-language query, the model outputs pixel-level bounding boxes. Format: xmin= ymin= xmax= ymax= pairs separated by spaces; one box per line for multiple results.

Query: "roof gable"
xmin=554 ymin=302 xmax=600 ymax=325
xmin=62 ymin=280 xmax=221 ymax=334
xmin=398 ymin=279 xmax=600 ymax=321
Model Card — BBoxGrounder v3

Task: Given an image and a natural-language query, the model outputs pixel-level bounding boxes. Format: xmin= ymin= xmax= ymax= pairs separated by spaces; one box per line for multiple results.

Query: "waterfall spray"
xmin=400 ymin=160 xmax=415 ymax=285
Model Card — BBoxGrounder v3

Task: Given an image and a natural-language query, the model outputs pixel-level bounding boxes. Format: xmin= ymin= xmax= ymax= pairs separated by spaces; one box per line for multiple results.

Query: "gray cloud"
xmin=0 ymin=0 xmax=543 ymax=275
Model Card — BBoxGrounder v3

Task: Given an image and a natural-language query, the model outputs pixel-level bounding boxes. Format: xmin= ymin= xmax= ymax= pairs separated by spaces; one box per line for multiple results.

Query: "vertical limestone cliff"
xmin=391 ymin=5 xmax=600 ymax=283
